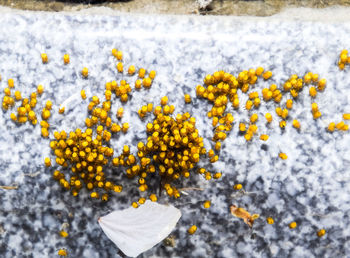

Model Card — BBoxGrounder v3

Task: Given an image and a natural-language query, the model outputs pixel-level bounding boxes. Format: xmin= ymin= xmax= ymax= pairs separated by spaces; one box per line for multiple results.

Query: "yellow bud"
xmin=233 ymin=184 xmax=242 ymax=190
xmin=60 ymin=231 xmax=68 ymax=238
xmin=289 ymin=221 xmax=297 ymax=229
xmin=203 ymin=200 xmax=211 ymax=209
xmin=266 ymin=217 xmax=274 ymax=224
xmin=41 ymin=53 xmax=48 ymax=63
xmin=279 ymin=152 xmax=288 ymax=160
xmin=317 ymin=229 xmax=326 ymax=237
xmin=82 ymin=67 xmax=88 ymax=78
xmin=63 ymin=54 xmax=70 ymax=64
xmin=188 ymin=225 xmax=197 ymax=235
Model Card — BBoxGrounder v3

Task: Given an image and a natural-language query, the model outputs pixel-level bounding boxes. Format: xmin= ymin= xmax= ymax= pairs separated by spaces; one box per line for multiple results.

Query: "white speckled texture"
xmin=0 ymin=8 xmax=350 ymax=258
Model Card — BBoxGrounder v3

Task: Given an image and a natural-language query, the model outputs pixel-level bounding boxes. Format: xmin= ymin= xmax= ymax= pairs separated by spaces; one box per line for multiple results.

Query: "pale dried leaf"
xmin=98 ymin=201 xmax=181 ymax=257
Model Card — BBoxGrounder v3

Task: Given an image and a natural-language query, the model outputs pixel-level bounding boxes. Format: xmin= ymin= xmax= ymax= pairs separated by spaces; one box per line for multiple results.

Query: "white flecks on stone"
xmin=0 ymin=9 xmax=349 ymax=258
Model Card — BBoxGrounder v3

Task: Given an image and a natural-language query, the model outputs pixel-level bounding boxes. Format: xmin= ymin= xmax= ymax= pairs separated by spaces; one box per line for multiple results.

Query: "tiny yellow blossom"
xmin=63 ymin=54 xmax=70 ymax=64
xmin=317 ymin=229 xmax=326 ymax=237
xmin=266 ymin=217 xmax=274 ymax=224
xmin=289 ymin=221 xmax=297 ymax=229
xmin=203 ymin=200 xmax=211 ymax=209
xmin=188 ymin=225 xmax=197 ymax=235
xmin=60 ymin=231 xmax=68 ymax=238
xmin=41 ymin=53 xmax=48 ymax=63
xmin=82 ymin=67 xmax=88 ymax=78
xmin=234 ymin=184 xmax=242 ymax=190
xmin=58 ymin=249 xmax=67 ymax=256
xmin=279 ymin=152 xmax=288 ymax=160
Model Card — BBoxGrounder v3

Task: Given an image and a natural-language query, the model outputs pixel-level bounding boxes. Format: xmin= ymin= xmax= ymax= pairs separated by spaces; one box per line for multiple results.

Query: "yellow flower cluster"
xmin=282 ymin=73 xmax=325 ymax=121
xmin=338 ymin=49 xmax=350 ymax=70
xmin=2 ymin=80 xmax=44 ymax=125
xmin=328 ymin=121 xmax=349 ymax=132
xmin=40 ymin=100 xmax=52 ymax=138
xmin=137 ymin=103 xmax=153 ymax=119
xmin=311 ymin=102 xmax=321 ymax=120
xmin=50 ymin=127 xmax=123 ymax=200
xmin=283 ymin=74 xmax=302 ymax=99
xmin=130 ymin=105 xmax=219 ymax=199
xmin=196 ymin=69 xmax=332 ymax=145
xmin=262 ymin=83 xmax=281 ymax=103
xmin=104 ymin=80 xmax=132 ymax=103
xmin=85 ymin=93 xmax=128 ymax=132
xmin=111 ymin=49 xmax=155 ymax=97
xmin=38 ymin=48 xmax=160 ymax=201
xmin=327 ymin=114 xmax=350 ymax=132
xmin=3 ymin=47 xmax=348 ymax=212
xmin=2 ymin=81 xmax=15 ymax=110
xmin=48 ymin=84 xmax=134 ymax=200
xmin=196 ymin=69 xmax=269 ymax=143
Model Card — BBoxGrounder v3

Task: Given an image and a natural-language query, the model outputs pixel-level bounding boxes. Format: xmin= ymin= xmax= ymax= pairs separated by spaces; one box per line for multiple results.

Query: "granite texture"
xmin=0 ymin=9 xmax=350 ymax=258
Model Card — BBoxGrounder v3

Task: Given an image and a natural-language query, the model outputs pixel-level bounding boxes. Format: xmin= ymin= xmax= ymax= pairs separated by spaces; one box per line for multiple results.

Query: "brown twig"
xmin=0 ymin=185 xmax=18 ymax=190
xmin=178 ymin=187 xmax=204 ymax=191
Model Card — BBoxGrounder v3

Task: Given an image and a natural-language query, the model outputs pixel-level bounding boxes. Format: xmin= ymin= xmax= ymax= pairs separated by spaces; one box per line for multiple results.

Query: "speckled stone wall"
xmin=0 ymin=10 xmax=350 ymax=258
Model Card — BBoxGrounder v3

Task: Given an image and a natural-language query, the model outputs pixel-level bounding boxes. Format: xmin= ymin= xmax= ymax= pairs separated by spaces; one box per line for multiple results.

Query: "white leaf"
xmin=98 ymin=201 xmax=181 ymax=257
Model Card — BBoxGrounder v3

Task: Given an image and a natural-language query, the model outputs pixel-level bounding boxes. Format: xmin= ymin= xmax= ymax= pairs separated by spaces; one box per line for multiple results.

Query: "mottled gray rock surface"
xmin=0 ymin=10 xmax=350 ymax=258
